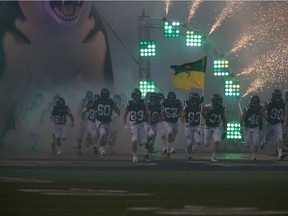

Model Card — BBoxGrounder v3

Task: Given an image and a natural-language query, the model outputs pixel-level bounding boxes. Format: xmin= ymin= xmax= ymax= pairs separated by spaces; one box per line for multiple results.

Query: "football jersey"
xmin=162 ymin=99 xmax=182 ymax=123
xmin=243 ymin=105 xmax=262 ymax=128
xmin=147 ymin=102 xmax=163 ymax=125
xmin=203 ymin=103 xmax=226 ymax=127
xmin=93 ymin=97 xmax=116 ymax=123
xmin=265 ymin=98 xmax=286 ymax=124
xmin=87 ymin=108 xmax=97 ymax=123
xmin=79 ymin=97 xmax=92 ymax=120
xmin=126 ymin=99 xmax=147 ymax=124
xmin=183 ymin=100 xmax=201 ymax=127
xmin=51 ymin=105 xmax=71 ymax=125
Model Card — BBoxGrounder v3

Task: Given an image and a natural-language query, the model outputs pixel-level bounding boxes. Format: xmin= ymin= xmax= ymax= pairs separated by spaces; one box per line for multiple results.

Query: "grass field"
xmin=1 ymin=159 xmax=288 ymax=216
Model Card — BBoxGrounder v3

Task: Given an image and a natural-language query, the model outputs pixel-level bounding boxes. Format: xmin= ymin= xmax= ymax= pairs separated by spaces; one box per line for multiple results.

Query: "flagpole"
xmin=199 ymin=83 xmax=205 ymax=143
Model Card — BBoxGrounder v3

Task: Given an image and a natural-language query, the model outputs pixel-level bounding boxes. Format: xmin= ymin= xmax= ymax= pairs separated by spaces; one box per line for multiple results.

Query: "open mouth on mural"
xmin=50 ymin=1 xmax=83 ymax=21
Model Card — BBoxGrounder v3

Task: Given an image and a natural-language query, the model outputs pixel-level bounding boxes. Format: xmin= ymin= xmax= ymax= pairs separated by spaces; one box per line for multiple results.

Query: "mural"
xmin=0 ymin=1 xmax=113 ymax=145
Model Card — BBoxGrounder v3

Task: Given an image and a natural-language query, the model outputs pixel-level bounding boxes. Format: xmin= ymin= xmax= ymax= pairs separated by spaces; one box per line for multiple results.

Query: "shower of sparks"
xmin=239 ymin=45 xmax=288 ymax=97
xmin=228 ymin=1 xmax=288 ymax=55
xmin=208 ymin=1 xmax=243 ymax=36
xmin=187 ymin=0 xmax=202 ymax=23
xmin=165 ymin=0 xmax=171 ymax=16
xmin=227 ymin=34 xmax=252 ymax=56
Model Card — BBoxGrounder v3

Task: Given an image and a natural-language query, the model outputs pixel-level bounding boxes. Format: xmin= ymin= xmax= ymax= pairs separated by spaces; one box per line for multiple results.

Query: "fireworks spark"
xmin=239 ymin=45 xmax=288 ymax=97
xmin=208 ymin=1 xmax=243 ymax=36
xmin=228 ymin=1 xmax=288 ymax=55
xmin=187 ymin=0 xmax=202 ymax=23
xmin=165 ymin=0 xmax=171 ymax=16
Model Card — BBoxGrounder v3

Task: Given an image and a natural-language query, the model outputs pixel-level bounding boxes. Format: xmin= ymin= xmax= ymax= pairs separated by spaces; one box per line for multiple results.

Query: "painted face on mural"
xmin=0 ymin=1 xmax=113 ymax=143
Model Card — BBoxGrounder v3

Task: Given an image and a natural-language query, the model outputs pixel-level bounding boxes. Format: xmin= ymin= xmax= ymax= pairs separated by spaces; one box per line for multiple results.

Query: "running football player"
xmin=181 ymin=92 xmax=203 ymax=161
xmin=123 ymin=89 xmax=148 ymax=162
xmin=50 ymin=97 xmax=74 ymax=155
xmin=240 ymin=95 xmax=263 ymax=160
xmin=261 ymin=89 xmax=286 ymax=160
xmin=202 ymin=94 xmax=227 ymax=162
xmin=161 ymin=91 xmax=183 ymax=157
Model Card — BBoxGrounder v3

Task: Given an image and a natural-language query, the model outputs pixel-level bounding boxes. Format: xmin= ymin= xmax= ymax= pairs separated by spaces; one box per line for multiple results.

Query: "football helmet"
xmin=100 ymin=88 xmax=110 ymax=99
xmin=158 ymin=92 xmax=165 ymax=100
xmin=85 ymin=91 xmax=93 ymax=100
xmin=211 ymin=94 xmax=223 ymax=105
xmin=92 ymin=94 xmax=100 ymax=102
xmin=53 ymin=94 xmax=60 ymax=103
xmin=131 ymin=88 xmax=141 ymax=98
xmin=56 ymin=97 xmax=65 ymax=106
xmin=189 ymin=92 xmax=201 ymax=104
xmin=250 ymin=95 xmax=260 ymax=107
xmin=113 ymin=94 xmax=122 ymax=104
xmin=132 ymin=88 xmax=142 ymax=101
xmin=150 ymin=92 xmax=159 ymax=105
xmin=272 ymin=89 xmax=282 ymax=101
xmin=167 ymin=91 xmax=176 ymax=103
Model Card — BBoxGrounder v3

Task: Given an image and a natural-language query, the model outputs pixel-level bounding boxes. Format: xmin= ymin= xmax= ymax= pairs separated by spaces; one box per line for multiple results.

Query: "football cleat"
xmin=144 ymin=154 xmax=150 ymax=161
xmin=100 ymin=151 xmax=106 ymax=158
xmin=211 ymin=157 xmax=217 ymax=162
xmin=278 ymin=155 xmax=285 ymax=161
xmin=56 ymin=149 xmax=62 ymax=155
xmin=187 ymin=156 xmax=192 ymax=161
xmin=132 ymin=156 xmax=138 ymax=162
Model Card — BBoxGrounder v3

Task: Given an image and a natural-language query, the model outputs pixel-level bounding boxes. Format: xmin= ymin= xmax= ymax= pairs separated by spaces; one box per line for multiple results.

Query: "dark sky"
xmin=94 ymin=1 xmax=287 ymax=106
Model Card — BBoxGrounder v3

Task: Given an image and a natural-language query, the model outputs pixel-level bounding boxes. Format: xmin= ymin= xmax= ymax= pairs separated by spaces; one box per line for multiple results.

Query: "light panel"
xmin=214 ymin=60 xmax=230 ymax=76
xmin=139 ymin=80 xmax=155 ymax=97
xmin=186 ymin=31 xmax=202 ymax=47
xmin=139 ymin=41 xmax=156 ymax=57
xmin=164 ymin=21 xmax=180 ymax=38
xmin=225 ymin=80 xmax=241 ymax=97
xmin=227 ymin=122 xmax=242 ymax=140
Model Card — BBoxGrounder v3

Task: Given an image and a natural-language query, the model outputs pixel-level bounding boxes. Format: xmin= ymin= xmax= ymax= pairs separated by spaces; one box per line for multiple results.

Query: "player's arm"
xmin=67 ymin=108 xmax=74 ymax=127
xmin=112 ymin=104 xmax=121 ymax=119
xmin=260 ymin=103 xmax=267 ymax=118
xmin=240 ymin=111 xmax=246 ymax=127
xmin=221 ymin=113 xmax=227 ymax=131
xmin=123 ymin=108 xmax=128 ymax=125
xmin=180 ymin=110 xmax=185 ymax=124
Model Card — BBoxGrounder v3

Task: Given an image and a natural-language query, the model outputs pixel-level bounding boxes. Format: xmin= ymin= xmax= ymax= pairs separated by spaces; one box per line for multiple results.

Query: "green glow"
xmin=164 ymin=21 xmax=180 ymax=38
xmin=139 ymin=41 xmax=156 ymax=57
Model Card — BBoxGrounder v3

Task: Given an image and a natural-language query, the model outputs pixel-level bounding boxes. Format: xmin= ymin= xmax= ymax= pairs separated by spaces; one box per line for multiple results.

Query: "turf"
xmin=1 ymin=161 xmax=288 ymax=216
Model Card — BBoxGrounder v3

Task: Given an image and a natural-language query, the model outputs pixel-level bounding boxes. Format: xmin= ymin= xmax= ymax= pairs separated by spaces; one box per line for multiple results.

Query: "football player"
xmin=161 ymin=91 xmax=183 ymax=157
xmin=84 ymin=93 xmax=100 ymax=155
xmin=86 ymin=88 xmax=120 ymax=157
xmin=202 ymin=94 xmax=227 ymax=162
xmin=50 ymin=97 xmax=74 ymax=155
xmin=240 ymin=95 xmax=263 ymax=160
xmin=76 ymin=91 xmax=93 ymax=154
xmin=261 ymin=89 xmax=286 ymax=160
xmin=180 ymin=92 xmax=203 ymax=161
xmin=123 ymin=89 xmax=148 ymax=162
xmin=145 ymin=92 xmax=165 ymax=160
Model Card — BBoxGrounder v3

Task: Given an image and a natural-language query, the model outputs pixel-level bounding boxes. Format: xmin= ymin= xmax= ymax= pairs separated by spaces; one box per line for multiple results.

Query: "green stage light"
xmin=139 ymin=80 xmax=155 ymax=97
xmin=139 ymin=41 xmax=156 ymax=57
xmin=164 ymin=21 xmax=180 ymax=38
xmin=213 ymin=60 xmax=230 ymax=76
xmin=227 ymin=122 xmax=242 ymax=140
xmin=225 ymin=80 xmax=241 ymax=97
xmin=186 ymin=31 xmax=202 ymax=47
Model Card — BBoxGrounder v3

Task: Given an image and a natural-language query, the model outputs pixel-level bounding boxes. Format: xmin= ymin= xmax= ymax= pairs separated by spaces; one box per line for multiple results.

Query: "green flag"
xmin=171 ymin=56 xmax=207 ymax=90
